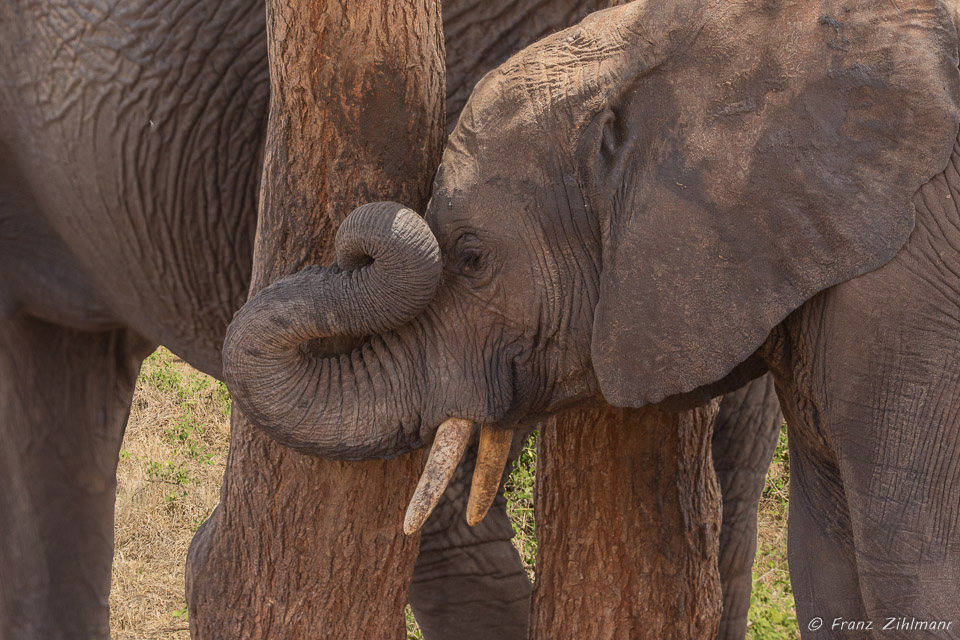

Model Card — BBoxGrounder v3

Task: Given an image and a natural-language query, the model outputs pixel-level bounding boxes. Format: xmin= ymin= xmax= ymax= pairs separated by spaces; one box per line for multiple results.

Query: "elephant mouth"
xmin=404 ymin=350 xmax=523 ymax=534
xmin=403 ymin=347 xmax=597 ymax=532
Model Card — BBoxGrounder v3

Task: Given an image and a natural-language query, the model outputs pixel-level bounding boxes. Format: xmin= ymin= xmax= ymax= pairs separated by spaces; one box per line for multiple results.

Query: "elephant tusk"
xmin=465 ymin=425 xmax=513 ymax=527
xmin=403 ymin=418 xmax=474 ymax=535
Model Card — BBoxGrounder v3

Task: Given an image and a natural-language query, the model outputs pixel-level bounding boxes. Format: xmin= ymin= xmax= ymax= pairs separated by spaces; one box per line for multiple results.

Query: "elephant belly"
xmin=0 ymin=0 xmax=270 ymax=376
xmin=0 ymin=158 xmax=117 ymax=331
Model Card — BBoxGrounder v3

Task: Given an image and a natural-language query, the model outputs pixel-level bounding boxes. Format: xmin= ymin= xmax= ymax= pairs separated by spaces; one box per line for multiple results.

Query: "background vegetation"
xmin=111 ymin=348 xmax=797 ymax=639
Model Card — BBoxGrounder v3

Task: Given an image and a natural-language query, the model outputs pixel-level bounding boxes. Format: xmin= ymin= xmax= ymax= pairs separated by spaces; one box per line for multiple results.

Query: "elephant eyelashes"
xmin=601 ymin=114 xmax=618 ymax=158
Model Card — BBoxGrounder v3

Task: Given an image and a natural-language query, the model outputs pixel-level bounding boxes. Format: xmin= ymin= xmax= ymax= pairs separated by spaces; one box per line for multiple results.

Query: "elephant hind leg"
xmin=712 ymin=373 xmax=783 ymax=640
xmin=0 ymin=315 xmax=151 ymax=639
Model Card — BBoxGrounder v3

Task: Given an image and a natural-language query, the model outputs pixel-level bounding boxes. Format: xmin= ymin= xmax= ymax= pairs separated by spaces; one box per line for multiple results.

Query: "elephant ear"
xmin=582 ymin=0 xmax=960 ymax=407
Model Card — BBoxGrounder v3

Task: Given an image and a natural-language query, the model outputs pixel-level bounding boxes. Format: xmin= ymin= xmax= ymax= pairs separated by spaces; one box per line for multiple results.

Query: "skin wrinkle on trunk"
xmin=222 ymin=202 xmax=441 ymax=458
xmin=532 ymin=402 xmax=723 ymax=640
xmin=185 ymin=0 xmax=444 ymax=637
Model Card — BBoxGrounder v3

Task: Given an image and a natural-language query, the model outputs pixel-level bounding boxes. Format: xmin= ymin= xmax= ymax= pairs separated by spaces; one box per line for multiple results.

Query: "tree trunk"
xmin=185 ymin=1 xmax=444 ymax=637
xmin=531 ymin=402 xmax=723 ymax=639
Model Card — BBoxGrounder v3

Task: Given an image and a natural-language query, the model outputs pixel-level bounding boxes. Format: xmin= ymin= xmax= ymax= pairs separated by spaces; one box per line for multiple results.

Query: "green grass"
xmin=135 ymin=351 xmax=225 ymax=504
xmin=113 ymin=348 xmax=233 ymax=638
xmin=164 ymin=410 xmax=214 ymax=465
xmin=504 ymin=431 xmax=538 ymax=578
xmin=747 ymin=424 xmax=798 ymax=639
xmin=142 ymin=349 xmax=185 ymax=396
xmin=405 ymin=606 xmax=423 ymax=639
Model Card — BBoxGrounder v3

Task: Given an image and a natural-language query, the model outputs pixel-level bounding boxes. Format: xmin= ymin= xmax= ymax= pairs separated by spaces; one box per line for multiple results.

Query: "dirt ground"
xmin=110 ymin=349 xmax=229 ymax=639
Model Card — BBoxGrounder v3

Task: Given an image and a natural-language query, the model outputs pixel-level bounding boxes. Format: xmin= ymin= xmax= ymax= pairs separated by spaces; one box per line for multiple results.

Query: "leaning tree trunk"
xmin=185 ymin=1 xmax=444 ymax=637
xmin=532 ymin=402 xmax=724 ymax=639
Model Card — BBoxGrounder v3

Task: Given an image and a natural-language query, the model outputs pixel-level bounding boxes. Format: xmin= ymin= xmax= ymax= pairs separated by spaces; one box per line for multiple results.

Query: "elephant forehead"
xmin=435 ymin=121 xmax=559 ymax=223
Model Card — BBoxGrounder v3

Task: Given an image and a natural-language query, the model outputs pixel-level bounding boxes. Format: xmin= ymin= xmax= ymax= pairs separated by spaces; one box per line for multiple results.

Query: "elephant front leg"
xmin=409 ymin=428 xmax=534 ymax=640
xmin=0 ymin=316 xmax=149 ymax=639
xmin=765 ymin=188 xmax=960 ymax=637
xmin=711 ymin=374 xmax=783 ymax=640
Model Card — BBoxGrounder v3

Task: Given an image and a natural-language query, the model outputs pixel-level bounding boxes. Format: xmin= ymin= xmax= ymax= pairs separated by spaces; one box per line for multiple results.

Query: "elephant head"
xmin=223 ymin=0 xmax=960 ymax=529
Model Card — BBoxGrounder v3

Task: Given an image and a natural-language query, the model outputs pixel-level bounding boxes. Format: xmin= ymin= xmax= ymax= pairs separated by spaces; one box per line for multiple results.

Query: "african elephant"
xmin=0 ymin=0 xmax=781 ymax=636
xmin=224 ymin=0 xmax=960 ymax=636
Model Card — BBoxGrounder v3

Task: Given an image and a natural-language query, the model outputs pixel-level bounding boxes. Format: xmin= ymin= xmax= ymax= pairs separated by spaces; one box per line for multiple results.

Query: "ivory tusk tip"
xmin=402 ymin=418 xmax=474 ymax=535
xmin=402 ymin=518 xmax=420 ymax=536
xmin=465 ymin=425 xmax=513 ymax=528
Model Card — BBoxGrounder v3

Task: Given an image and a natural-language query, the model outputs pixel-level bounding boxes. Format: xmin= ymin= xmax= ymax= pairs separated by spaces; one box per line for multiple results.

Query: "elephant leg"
xmin=711 ymin=373 xmax=783 ymax=640
xmin=0 ymin=315 xmax=149 ymax=639
xmin=768 ymin=307 xmax=954 ymax=637
xmin=766 ymin=183 xmax=960 ymax=638
xmin=836 ymin=384 xmax=960 ymax=627
xmin=780 ymin=417 xmax=868 ymax=637
xmin=409 ymin=427 xmax=534 ymax=640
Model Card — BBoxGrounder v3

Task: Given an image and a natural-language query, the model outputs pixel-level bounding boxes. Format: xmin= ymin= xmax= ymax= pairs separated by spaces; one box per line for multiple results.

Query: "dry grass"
xmin=110 ymin=348 xmax=230 ymax=639
xmin=111 ymin=348 xmax=795 ymax=639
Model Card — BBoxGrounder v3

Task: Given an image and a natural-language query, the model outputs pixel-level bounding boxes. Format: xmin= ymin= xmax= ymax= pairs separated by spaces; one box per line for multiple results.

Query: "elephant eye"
xmin=457 ymin=247 xmax=486 ymax=277
xmin=453 ymin=233 xmax=489 ymax=279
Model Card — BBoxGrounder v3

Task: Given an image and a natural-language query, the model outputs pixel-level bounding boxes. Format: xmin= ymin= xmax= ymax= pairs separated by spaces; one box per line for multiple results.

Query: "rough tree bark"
xmin=185 ymin=1 xmax=444 ymax=638
xmin=532 ymin=403 xmax=723 ymax=639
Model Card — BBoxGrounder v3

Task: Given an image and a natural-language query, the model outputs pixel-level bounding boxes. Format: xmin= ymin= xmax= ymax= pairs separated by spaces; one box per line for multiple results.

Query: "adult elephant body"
xmin=0 ymin=0 xmax=780 ymax=638
xmin=226 ymin=0 xmax=960 ymax=636
xmin=1 ymin=0 xmax=266 ymax=635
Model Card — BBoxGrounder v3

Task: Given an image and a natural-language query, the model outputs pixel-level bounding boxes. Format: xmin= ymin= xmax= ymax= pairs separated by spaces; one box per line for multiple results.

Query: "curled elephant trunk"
xmin=222 ymin=202 xmax=441 ymax=459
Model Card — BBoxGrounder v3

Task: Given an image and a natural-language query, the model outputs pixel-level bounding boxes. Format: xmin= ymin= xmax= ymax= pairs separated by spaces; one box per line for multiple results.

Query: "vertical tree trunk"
xmin=531 ymin=402 xmax=723 ymax=639
xmin=185 ymin=1 xmax=444 ymax=638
